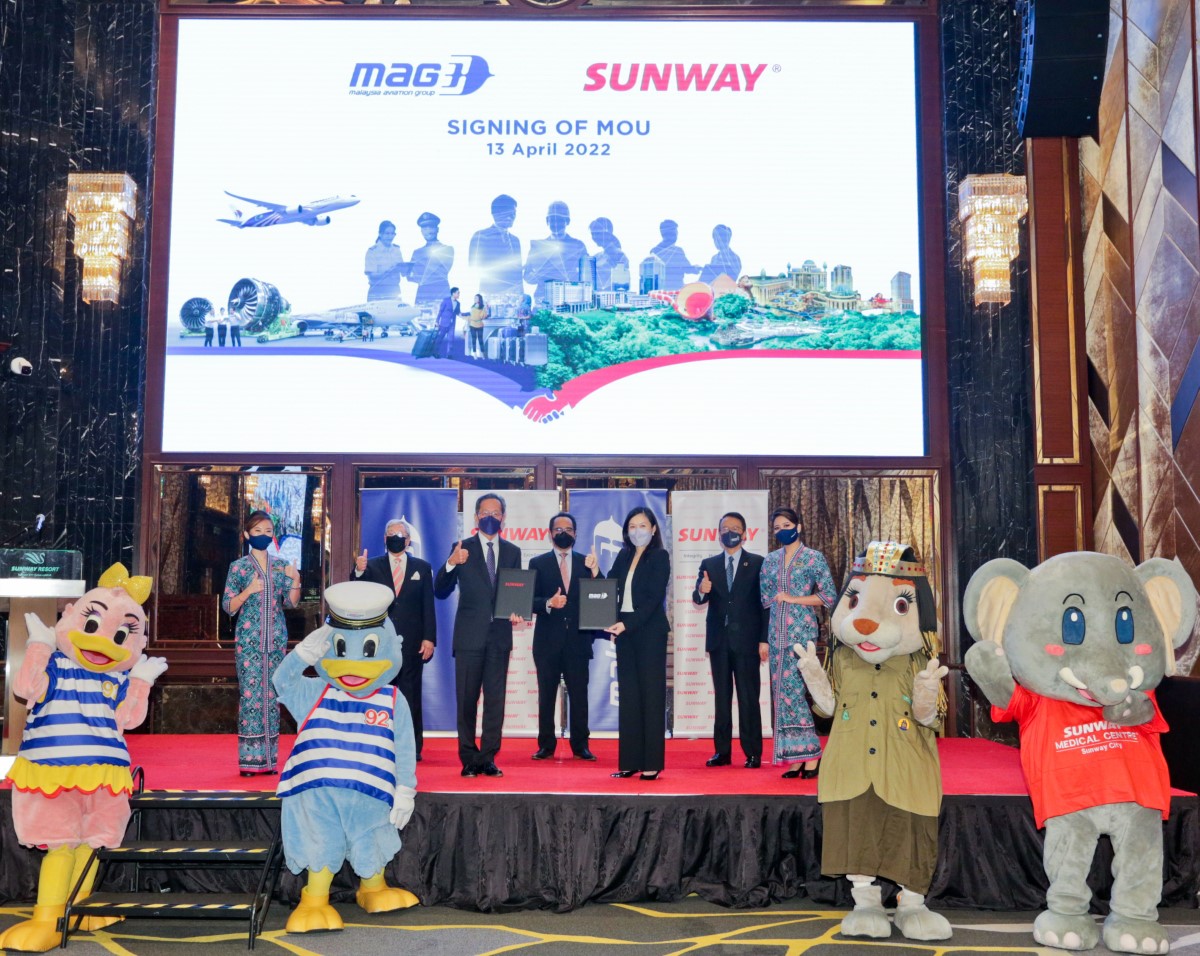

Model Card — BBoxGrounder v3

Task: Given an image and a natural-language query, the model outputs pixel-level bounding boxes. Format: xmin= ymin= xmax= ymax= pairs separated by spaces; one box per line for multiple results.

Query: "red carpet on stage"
xmin=107 ymin=734 xmax=1038 ymax=796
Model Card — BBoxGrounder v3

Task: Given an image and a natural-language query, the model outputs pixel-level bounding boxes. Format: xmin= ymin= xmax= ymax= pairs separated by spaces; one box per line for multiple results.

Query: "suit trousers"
xmin=393 ymin=649 xmax=425 ymax=755
xmin=710 ymin=646 xmax=763 ymax=760
xmin=615 ymin=618 xmax=667 ymax=772
xmin=534 ymin=645 xmax=591 ymax=753
xmin=455 ymin=642 xmax=508 ymax=768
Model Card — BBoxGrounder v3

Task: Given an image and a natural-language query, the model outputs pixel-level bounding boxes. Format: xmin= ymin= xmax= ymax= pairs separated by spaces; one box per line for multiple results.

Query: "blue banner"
xmin=359 ymin=488 xmax=460 ymax=732
xmin=566 ymin=489 xmax=669 ymax=733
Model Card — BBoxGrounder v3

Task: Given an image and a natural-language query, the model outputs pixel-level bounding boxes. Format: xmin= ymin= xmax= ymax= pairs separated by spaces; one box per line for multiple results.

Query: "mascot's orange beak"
xmin=68 ymin=629 xmax=133 ymax=672
xmin=320 ymin=658 xmax=392 ymax=694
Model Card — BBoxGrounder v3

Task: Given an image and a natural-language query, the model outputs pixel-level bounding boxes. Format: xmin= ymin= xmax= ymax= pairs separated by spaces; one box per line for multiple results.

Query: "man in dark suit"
xmin=434 ymin=492 xmax=523 ymax=777
xmin=528 ymin=511 xmax=600 ymax=762
xmin=352 ymin=517 xmax=436 ymax=761
xmin=692 ymin=511 xmax=769 ymax=768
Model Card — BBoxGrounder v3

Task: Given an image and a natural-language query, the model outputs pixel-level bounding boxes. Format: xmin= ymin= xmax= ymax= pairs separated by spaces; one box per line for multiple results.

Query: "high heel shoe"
xmin=800 ymin=759 xmax=821 ymax=780
xmin=781 ymin=768 xmax=801 ymax=779
xmin=611 ymin=769 xmax=639 ymax=778
xmin=639 ymin=771 xmax=660 ymax=781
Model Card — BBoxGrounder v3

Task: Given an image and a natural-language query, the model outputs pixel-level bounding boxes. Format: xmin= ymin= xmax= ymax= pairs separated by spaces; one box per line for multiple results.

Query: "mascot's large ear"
xmin=963 ymin=559 xmax=1029 ymax=646
xmin=1135 ymin=557 xmax=1199 ymax=675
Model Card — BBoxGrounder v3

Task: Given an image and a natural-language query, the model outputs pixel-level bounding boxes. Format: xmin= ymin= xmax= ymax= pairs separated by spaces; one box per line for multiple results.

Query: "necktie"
xmin=559 ymin=552 xmax=569 ymax=592
xmin=727 ymin=554 xmax=735 ymax=590
xmin=392 ymin=558 xmax=403 ymax=596
xmin=487 ymin=540 xmax=496 ymax=585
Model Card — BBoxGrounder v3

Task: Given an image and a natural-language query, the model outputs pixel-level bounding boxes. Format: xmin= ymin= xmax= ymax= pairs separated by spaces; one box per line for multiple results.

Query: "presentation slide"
xmin=161 ymin=18 xmax=925 ymax=456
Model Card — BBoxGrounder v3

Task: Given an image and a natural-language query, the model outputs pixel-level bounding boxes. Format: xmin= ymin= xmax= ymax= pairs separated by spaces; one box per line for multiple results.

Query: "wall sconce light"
xmin=958 ymin=173 xmax=1028 ymax=306
xmin=66 ymin=172 xmax=137 ymax=304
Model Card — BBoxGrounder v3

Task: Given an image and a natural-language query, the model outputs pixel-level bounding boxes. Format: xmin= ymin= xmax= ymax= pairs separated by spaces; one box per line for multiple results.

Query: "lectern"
xmin=0 ymin=549 xmax=85 ymax=755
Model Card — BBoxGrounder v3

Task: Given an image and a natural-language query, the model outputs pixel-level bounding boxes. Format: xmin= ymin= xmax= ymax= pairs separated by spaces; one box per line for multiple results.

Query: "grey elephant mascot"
xmin=964 ymin=552 xmax=1197 ymax=954
xmin=795 ymin=540 xmax=950 ymax=941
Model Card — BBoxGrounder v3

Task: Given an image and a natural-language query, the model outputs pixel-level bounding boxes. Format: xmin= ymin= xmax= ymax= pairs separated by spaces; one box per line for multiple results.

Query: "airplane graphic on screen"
xmin=218 ymin=192 xmax=360 ymax=228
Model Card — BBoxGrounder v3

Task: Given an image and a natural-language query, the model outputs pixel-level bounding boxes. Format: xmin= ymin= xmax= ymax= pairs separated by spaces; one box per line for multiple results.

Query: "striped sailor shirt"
xmin=19 ymin=651 xmax=131 ymax=768
xmin=277 ymin=685 xmax=398 ymax=805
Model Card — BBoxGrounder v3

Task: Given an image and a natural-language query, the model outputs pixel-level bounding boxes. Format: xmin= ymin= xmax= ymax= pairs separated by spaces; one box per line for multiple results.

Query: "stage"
xmin=2 ymin=736 xmax=1197 ymax=913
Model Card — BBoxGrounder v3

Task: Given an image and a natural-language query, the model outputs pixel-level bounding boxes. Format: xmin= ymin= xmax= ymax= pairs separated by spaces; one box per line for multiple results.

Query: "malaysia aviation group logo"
xmin=349 ymin=55 xmax=493 ymax=96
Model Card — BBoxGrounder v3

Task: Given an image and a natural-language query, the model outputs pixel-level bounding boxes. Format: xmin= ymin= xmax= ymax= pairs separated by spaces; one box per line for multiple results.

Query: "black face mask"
xmin=720 ymin=531 xmax=742 ymax=549
xmin=552 ymin=530 xmax=575 ymax=550
xmin=386 ymin=535 xmax=407 ymax=554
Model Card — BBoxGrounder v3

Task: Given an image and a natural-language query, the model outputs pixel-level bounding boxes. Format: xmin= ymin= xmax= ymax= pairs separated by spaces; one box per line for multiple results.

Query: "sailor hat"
xmin=324 ymin=580 xmax=393 ymax=630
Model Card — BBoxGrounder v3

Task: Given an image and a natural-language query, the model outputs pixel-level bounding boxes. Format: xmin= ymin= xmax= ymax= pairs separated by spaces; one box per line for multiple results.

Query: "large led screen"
xmin=162 ymin=18 xmax=925 ymax=455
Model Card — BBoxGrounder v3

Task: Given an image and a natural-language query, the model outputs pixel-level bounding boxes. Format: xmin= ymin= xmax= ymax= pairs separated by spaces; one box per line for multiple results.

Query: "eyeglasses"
xmin=478 ymin=510 xmax=503 ymax=519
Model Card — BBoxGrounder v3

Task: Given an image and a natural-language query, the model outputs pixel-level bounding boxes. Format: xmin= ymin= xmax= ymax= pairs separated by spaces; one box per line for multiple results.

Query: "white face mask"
xmin=629 ymin=528 xmax=653 ymax=548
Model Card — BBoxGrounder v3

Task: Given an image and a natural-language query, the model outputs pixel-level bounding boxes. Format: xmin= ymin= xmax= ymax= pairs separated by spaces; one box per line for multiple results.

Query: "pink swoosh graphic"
xmin=521 ymin=349 xmax=920 ymax=422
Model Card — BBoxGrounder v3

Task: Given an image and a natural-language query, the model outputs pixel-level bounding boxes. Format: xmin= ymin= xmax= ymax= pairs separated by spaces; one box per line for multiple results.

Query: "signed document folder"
xmin=578 ymin=578 xmax=618 ymax=630
xmin=494 ymin=568 xmax=537 ymax=621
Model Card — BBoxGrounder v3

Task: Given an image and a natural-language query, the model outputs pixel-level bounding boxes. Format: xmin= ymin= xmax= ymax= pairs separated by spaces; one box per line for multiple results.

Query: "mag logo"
xmin=349 ymin=55 xmax=493 ymax=96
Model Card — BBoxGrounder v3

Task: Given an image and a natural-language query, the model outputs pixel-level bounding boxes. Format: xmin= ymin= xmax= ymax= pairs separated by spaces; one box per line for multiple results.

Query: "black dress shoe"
xmin=532 ymin=748 xmax=555 ymax=760
xmin=416 ymin=753 xmax=422 ymax=762
xmin=480 ymin=763 xmax=504 ymax=777
xmin=573 ymin=748 xmax=597 ymax=761
xmin=800 ymin=759 xmax=821 ymax=779
xmin=706 ymin=753 xmax=731 ymax=767
xmin=781 ymin=767 xmax=802 ymax=779
xmin=744 ymin=756 xmax=761 ymax=769
xmin=461 ymin=766 xmax=478 ymax=777
xmin=611 ymin=769 xmax=639 ymax=778
xmin=639 ymin=771 xmax=661 ymax=781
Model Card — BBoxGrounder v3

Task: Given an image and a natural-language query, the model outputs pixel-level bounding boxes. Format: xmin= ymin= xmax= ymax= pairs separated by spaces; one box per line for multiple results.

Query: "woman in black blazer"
xmin=604 ymin=507 xmax=671 ymax=780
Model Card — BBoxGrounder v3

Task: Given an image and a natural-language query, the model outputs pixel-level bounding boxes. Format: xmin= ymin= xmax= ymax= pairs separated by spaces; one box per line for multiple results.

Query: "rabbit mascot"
xmin=964 ymin=552 xmax=1197 ymax=954
xmin=796 ymin=541 xmax=950 ymax=940
xmin=273 ymin=580 xmax=419 ymax=934
xmin=1 ymin=563 xmax=166 ymax=952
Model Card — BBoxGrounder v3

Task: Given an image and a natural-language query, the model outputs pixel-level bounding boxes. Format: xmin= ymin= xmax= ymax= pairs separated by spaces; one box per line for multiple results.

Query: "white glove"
xmin=24 ymin=612 xmax=57 ymax=648
xmin=295 ymin=625 xmax=332 ymax=666
xmin=794 ymin=642 xmax=835 ymax=716
xmin=390 ymin=784 xmax=416 ymax=829
xmin=128 ymin=655 xmax=169 ymax=684
xmin=912 ymin=657 xmax=948 ymax=726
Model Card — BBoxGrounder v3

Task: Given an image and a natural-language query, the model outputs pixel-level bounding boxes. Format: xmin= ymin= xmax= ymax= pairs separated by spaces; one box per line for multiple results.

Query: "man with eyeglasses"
xmin=434 ymin=493 xmax=523 ymax=777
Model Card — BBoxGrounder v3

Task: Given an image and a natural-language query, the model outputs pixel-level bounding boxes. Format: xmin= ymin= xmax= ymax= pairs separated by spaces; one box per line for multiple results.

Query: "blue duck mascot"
xmin=273 ymin=580 xmax=419 ymax=933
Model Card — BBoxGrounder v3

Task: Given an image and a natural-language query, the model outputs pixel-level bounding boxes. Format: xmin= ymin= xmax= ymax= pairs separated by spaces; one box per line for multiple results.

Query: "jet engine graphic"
xmin=179 ymin=297 xmax=214 ymax=332
xmin=227 ymin=278 xmax=290 ymax=334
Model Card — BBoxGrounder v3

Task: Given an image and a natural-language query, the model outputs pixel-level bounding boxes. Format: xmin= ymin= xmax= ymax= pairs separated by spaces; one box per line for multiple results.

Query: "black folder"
xmin=578 ymin=578 xmax=618 ymax=630
xmin=494 ymin=568 xmax=537 ymax=621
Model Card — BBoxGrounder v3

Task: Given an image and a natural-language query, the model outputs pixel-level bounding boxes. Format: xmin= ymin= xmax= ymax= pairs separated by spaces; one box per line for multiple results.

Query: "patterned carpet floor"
xmin=4 ymin=897 xmax=1199 ymax=956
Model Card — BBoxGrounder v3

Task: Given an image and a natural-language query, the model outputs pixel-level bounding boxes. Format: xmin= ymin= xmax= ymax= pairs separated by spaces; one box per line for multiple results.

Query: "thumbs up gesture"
xmin=548 ymin=587 xmax=567 ymax=609
xmin=698 ymin=569 xmax=712 ymax=594
xmin=355 ymin=548 xmax=368 ymax=573
xmin=584 ymin=546 xmax=599 ymax=575
xmin=448 ymin=540 xmax=469 ymax=566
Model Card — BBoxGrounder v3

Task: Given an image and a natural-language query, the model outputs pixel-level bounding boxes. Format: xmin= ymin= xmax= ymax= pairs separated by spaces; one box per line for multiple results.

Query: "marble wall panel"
xmin=1087 ymin=0 xmax=1200 ymax=664
xmin=0 ymin=0 xmax=154 ymax=582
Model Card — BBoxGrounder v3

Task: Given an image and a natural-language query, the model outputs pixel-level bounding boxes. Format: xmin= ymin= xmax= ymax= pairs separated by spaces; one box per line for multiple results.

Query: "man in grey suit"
xmin=692 ymin=511 xmax=769 ymax=768
xmin=352 ymin=518 xmax=436 ymax=761
xmin=434 ymin=493 xmax=523 ymax=777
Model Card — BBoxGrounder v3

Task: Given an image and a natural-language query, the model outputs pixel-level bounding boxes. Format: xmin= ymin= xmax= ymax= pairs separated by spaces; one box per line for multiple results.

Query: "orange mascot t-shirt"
xmin=992 ymin=685 xmax=1171 ymax=827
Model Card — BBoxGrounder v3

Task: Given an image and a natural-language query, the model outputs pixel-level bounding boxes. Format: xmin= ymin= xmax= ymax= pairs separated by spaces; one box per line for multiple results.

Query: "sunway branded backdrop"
xmin=670 ymin=491 xmax=770 ymax=739
xmin=161 ymin=19 xmax=924 ymax=457
xmin=567 ymin=489 xmax=670 ymax=733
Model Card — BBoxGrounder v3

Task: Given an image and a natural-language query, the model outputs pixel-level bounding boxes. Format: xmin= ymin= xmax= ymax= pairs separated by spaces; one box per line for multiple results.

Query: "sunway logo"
xmin=349 ymin=55 xmax=493 ymax=95
xmin=583 ymin=63 xmax=769 ymax=92
xmin=676 ymin=528 xmax=760 ymax=542
xmin=500 ymin=528 xmax=550 ymax=542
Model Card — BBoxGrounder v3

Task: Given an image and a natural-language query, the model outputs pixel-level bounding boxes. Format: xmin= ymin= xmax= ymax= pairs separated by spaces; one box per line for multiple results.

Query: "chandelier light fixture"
xmin=958 ymin=173 xmax=1028 ymax=306
xmin=66 ymin=172 xmax=137 ymax=304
